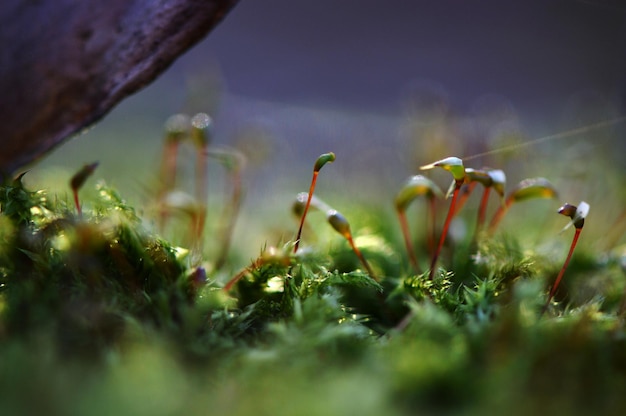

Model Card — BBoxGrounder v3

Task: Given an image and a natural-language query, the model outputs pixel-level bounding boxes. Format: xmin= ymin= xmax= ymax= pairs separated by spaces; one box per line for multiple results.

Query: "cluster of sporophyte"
xmin=2 ymin=116 xmax=624 ymax=351
xmin=1 ymin=114 xmax=626 ymax=415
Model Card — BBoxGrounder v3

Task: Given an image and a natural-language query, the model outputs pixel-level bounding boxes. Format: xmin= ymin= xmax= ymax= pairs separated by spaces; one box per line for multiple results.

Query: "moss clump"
xmin=0 ymin=179 xmax=189 ymax=356
xmin=1 ymin=168 xmax=626 ymax=416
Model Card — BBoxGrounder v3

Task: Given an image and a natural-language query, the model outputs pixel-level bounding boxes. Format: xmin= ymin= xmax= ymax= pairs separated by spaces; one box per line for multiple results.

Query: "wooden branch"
xmin=0 ymin=0 xmax=238 ymax=178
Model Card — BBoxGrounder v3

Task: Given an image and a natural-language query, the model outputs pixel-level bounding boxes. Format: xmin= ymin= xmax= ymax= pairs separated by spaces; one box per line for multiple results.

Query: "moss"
xmin=1 ymin=156 xmax=625 ymax=416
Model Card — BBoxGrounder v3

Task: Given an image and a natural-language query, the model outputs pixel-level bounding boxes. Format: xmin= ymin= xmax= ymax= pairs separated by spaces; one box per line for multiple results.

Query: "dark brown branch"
xmin=0 ymin=0 xmax=238 ymax=178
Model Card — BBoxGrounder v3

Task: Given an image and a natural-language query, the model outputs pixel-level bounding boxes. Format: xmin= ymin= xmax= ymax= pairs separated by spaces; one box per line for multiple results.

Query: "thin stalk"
xmin=195 ymin=143 xmax=208 ymax=207
xmin=542 ymin=228 xmax=581 ymax=314
xmin=223 ymin=258 xmax=262 ymax=292
xmin=294 ymin=170 xmax=318 ymax=253
xmin=488 ymin=177 xmax=557 ymax=235
xmin=327 ymin=209 xmax=378 ymax=281
xmin=214 ymin=165 xmax=243 ymax=271
xmin=428 ymin=196 xmax=437 ymax=256
xmin=158 ymin=140 xmax=179 ymax=229
xmin=429 ymin=182 xmax=461 ymax=280
xmin=224 ymin=247 xmax=291 ymax=292
xmin=475 ymin=186 xmax=492 ymax=236
xmin=394 ymin=175 xmax=443 ymax=269
xmin=161 ymin=140 xmax=179 ymax=192
xmin=345 ymin=234 xmax=378 ymax=281
xmin=72 ymin=190 xmax=82 ymax=217
xmin=189 ymin=206 xmax=207 ymax=264
xmin=294 ymin=152 xmax=335 ymax=253
xmin=488 ymin=199 xmax=512 ymax=235
xmin=191 ymin=113 xmax=212 ymax=206
xmin=454 ymin=182 xmax=477 ymax=215
xmin=397 ymin=209 xmax=420 ymax=274
xmin=70 ymin=162 xmax=98 ymax=217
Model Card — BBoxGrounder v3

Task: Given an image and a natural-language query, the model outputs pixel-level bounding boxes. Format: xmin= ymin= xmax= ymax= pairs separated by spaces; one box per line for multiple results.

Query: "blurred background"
xmin=29 ymin=0 xmax=626 ymax=260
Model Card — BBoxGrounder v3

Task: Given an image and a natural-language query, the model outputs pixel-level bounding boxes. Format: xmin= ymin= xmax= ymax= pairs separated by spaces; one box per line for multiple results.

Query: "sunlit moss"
xmin=1 ymin=146 xmax=626 ymax=416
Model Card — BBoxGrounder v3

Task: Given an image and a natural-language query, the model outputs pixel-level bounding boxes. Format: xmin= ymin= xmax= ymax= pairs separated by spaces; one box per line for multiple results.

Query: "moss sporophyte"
xmin=1 ymin=113 xmax=625 ymax=416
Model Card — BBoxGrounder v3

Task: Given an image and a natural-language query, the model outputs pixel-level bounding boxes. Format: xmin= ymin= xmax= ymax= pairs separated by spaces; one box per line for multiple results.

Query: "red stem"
xmin=347 ymin=235 xmax=378 ymax=281
xmin=73 ymin=189 xmax=82 ymax=217
xmin=189 ymin=207 xmax=207 ymax=263
xmin=161 ymin=141 xmax=178 ymax=192
xmin=429 ymin=185 xmax=460 ymax=280
xmin=397 ymin=210 xmax=421 ymax=274
xmin=294 ymin=171 xmax=318 ymax=253
xmin=214 ymin=169 xmax=243 ymax=271
xmin=158 ymin=141 xmax=179 ymax=229
xmin=475 ymin=187 xmax=492 ymax=235
xmin=542 ymin=228 xmax=581 ymax=314
xmin=223 ymin=257 xmax=262 ymax=292
xmin=223 ymin=269 xmax=246 ymax=292
xmin=428 ymin=196 xmax=437 ymax=257
xmin=195 ymin=144 xmax=208 ymax=206
xmin=488 ymin=198 xmax=513 ymax=235
xmin=454 ymin=182 xmax=477 ymax=216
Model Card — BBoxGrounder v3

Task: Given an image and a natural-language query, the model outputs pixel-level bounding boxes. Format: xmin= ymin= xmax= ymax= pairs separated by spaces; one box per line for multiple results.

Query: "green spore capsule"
xmin=314 ymin=152 xmax=336 ymax=172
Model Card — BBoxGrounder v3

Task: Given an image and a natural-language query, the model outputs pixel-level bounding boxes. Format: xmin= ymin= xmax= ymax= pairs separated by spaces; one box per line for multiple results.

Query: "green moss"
xmin=1 ymin=159 xmax=625 ymax=416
